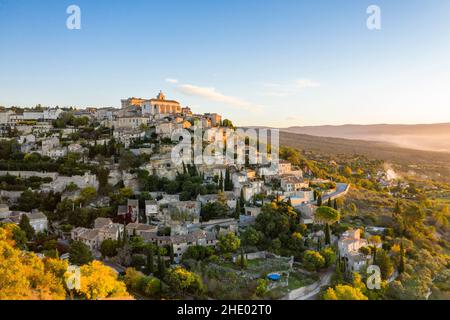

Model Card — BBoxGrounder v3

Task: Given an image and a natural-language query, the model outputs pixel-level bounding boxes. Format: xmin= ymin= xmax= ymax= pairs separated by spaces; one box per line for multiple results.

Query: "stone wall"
xmin=0 ymin=171 xmax=58 ymax=179
xmin=0 ymin=190 xmax=23 ymax=202
xmin=0 ymin=171 xmax=99 ymax=193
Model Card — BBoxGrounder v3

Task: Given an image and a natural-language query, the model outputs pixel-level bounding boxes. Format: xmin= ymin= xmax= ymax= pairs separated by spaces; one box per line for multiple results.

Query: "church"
xmin=121 ymin=91 xmax=182 ymax=116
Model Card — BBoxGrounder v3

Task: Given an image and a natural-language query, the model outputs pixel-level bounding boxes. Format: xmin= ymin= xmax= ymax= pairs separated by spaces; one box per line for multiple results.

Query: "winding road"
xmin=295 ymin=270 xmax=333 ymax=300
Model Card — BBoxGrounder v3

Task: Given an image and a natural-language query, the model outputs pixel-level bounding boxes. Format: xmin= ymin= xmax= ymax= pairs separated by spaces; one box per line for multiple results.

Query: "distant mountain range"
xmin=272 ymin=123 xmax=450 ymax=153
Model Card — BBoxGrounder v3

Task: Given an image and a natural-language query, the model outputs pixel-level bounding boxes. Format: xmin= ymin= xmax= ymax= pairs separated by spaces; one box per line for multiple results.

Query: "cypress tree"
xmin=399 ymin=240 xmax=405 ymax=274
xmin=122 ymin=224 xmax=128 ymax=246
xmin=317 ymin=194 xmax=322 ymax=206
xmin=161 ymin=255 xmax=166 ymax=276
xmin=235 ymin=199 xmax=241 ymax=219
xmin=19 ymin=214 xmax=35 ymax=240
xmin=117 ymin=230 xmax=122 ymax=247
xmin=239 ymin=189 xmax=245 ymax=209
xmin=169 ymin=244 xmax=175 ymax=265
xmin=225 ymin=168 xmax=232 ymax=191
xmin=327 ymin=198 xmax=332 ymax=208
xmin=333 ymin=199 xmax=338 ymax=210
xmin=335 ymin=259 xmax=343 ymax=282
xmin=219 ymin=172 xmax=224 ymax=191
xmin=240 ymin=248 xmax=246 ymax=270
xmin=147 ymin=246 xmax=154 ymax=274
xmin=325 ymin=223 xmax=331 ymax=245
xmin=157 ymin=249 xmax=164 ymax=277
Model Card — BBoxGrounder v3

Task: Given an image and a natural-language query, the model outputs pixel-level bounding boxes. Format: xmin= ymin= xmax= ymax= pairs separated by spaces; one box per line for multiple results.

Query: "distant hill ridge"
xmin=282 ymin=123 xmax=450 ymax=136
xmin=245 ymin=123 xmax=450 ymax=153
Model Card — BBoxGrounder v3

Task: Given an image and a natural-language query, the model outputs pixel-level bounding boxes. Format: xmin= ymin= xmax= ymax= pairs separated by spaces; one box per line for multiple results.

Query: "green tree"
xmin=157 ymin=249 xmax=166 ymax=277
xmin=79 ymin=186 xmax=97 ymax=205
xmin=403 ymin=204 xmax=425 ymax=226
xmin=334 ymin=259 xmax=343 ymax=283
xmin=182 ymin=245 xmax=215 ymax=261
xmin=129 ymin=235 xmax=146 ymax=253
xmin=398 ymin=240 xmax=405 ymax=274
xmin=224 ymin=168 xmax=233 ymax=191
xmin=69 ymin=241 xmax=94 ymax=265
xmin=15 ymin=190 xmax=41 ymax=212
xmin=320 ymin=247 xmax=337 ymax=267
xmin=219 ymin=172 xmax=224 ymax=192
xmin=165 ymin=266 xmax=204 ymax=297
xmin=255 ymin=279 xmax=268 ymax=297
xmin=303 ymin=250 xmax=325 ymax=271
xmin=201 ymin=201 xmax=229 ymax=222
xmin=315 ymin=206 xmax=341 ymax=225
xmin=240 ymin=227 xmax=261 ymax=246
xmin=100 ymin=239 xmax=118 ymax=258
xmin=11 ymin=226 xmax=28 ymax=250
xmin=142 ymin=276 xmax=161 ymax=297
xmin=169 ymin=244 xmax=175 ymax=264
xmin=324 ymin=223 xmax=331 ymax=245
xmin=238 ymin=248 xmax=247 ymax=269
xmin=19 ymin=214 xmax=35 ymax=240
xmin=146 ymin=246 xmax=155 ymax=274
xmin=119 ymin=187 xmax=134 ymax=199
xmin=218 ymin=233 xmax=241 ymax=253
xmin=317 ymin=194 xmax=322 ymax=207
xmin=315 ymin=206 xmax=340 ymax=245
xmin=222 ymin=119 xmax=234 ymax=129
xmin=234 ymin=199 xmax=241 ymax=220
xmin=255 ymin=202 xmax=295 ymax=240
xmin=239 ymin=189 xmax=245 ymax=211
xmin=375 ymin=249 xmax=394 ymax=280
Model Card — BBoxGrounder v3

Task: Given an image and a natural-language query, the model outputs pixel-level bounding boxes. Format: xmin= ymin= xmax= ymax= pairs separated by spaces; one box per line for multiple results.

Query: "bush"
xmin=142 ymin=277 xmax=161 ymax=297
xmin=303 ymin=250 xmax=325 ymax=271
xmin=320 ymin=247 xmax=337 ymax=267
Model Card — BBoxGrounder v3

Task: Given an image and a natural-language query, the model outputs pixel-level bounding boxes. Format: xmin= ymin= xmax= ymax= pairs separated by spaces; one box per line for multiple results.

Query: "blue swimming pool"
xmin=267 ymin=273 xmax=281 ymax=281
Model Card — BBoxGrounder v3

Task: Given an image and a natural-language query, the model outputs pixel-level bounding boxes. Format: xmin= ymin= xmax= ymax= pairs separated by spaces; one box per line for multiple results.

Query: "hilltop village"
xmin=0 ymin=92 xmax=448 ymax=300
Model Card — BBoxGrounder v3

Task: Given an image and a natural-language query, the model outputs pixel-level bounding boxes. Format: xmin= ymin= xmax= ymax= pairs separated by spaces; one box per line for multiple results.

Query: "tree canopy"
xmin=323 ymin=285 xmax=368 ymax=300
xmin=0 ymin=224 xmax=66 ymax=300
xmin=315 ymin=206 xmax=341 ymax=225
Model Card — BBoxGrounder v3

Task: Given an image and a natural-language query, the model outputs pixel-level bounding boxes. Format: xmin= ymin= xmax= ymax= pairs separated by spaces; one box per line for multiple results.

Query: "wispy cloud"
xmin=173 ymin=83 xmax=262 ymax=112
xmin=262 ymin=78 xmax=321 ymax=97
xmin=165 ymin=78 xmax=179 ymax=84
xmin=295 ymin=79 xmax=321 ymax=89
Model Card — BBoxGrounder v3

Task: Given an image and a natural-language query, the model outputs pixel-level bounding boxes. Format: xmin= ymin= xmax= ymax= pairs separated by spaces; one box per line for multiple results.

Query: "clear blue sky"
xmin=1 ymin=0 xmax=449 ymax=127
